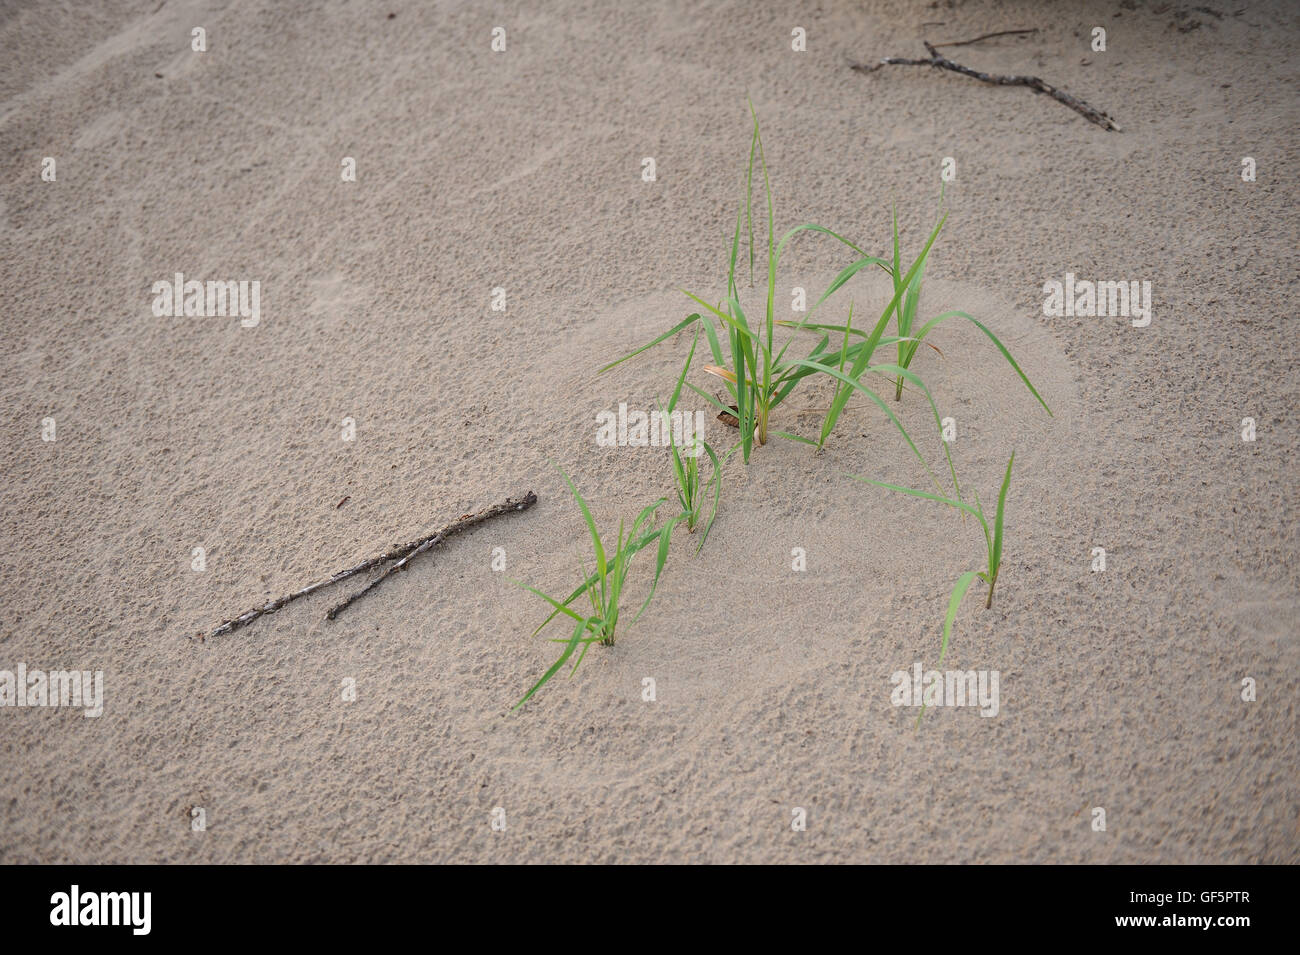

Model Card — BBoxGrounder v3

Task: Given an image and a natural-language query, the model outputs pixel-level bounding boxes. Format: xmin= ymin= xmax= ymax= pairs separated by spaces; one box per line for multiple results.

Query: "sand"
xmin=0 ymin=0 xmax=1296 ymax=864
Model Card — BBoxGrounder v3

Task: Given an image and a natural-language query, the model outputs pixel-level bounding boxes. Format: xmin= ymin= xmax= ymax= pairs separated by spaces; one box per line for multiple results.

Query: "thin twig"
xmin=204 ymin=539 xmax=427 ymax=638
xmin=930 ymin=29 xmax=1038 ymax=49
xmin=202 ymin=491 xmax=538 ymax=639
xmin=850 ymin=40 xmax=1120 ymax=131
xmin=325 ymin=491 xmax=538 ymax=621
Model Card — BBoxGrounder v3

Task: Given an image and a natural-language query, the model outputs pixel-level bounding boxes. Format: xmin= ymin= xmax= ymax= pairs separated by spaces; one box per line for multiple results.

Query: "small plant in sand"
xmin=662 ymin=330 xmax=722 ymax=545
xmin=666 ymin=422 xmax=720 ymax=540
xmin=781 ymin=206 xmax=1052 ymax=414
xmin=851 ymin=450 xmax=1017 ymax=665
xmin=601 ymin=101 xmax=950 ymax=467
xmin=886 ymin=209 xmax=1051 ymax=410
xmin=514 ymin=467 xmax=678 ymax=708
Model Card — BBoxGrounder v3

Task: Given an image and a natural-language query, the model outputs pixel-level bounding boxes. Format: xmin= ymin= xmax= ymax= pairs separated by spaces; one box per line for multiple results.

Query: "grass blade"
xmin=599 ymin=313 xmax=701 ymax=374
xmin=940 ymin=570 xmax=980 ymax=666
xmin=667 ymin=328 xmax=700 ymax=414
xmin=557 ymin=467 xmax=605 ymax=582
xmin=785 ymin=359 xmax=941 ymax=488
xmin=515 ymin=614 xmax=592 ymax=709
xmin=992 ymin=450 xmax=1015 ymax=574
xmin=909 ymin=311 xmax=1052 ymax=415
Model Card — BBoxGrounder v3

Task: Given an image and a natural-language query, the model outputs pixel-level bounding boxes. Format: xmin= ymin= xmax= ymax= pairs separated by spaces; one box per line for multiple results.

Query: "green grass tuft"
xmin=513 ymin=466 xmax=679 ymax=708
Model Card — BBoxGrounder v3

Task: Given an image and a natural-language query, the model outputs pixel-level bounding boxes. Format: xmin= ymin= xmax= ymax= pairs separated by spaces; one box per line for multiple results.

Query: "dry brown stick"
xmin=930 ymin=29 xmax=1038 ymax=49
xmin=850 ymin=40 xmax=1120 ymax=131
xmin=325 ymin=491 xmax=538 ymax=621
xmin=204 ymin=540 xmax=425 ymax=639
xmin=202 ymin=491 xmax=538 ymax=639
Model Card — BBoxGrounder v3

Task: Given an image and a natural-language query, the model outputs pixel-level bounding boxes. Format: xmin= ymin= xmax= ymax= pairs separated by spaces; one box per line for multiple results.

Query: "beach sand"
xmin=1 ymin=0 xmax=1296 ymax=863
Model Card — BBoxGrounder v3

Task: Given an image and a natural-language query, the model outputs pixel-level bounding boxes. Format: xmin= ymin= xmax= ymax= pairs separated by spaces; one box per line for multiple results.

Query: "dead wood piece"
xmin=202 ymin=491 xmax=538 ymax=639
xmin=850 ymin=40 xmax=1120 ymax=132
xmin=324 ymin=491 xmax=538 ymax=621
xmin=930 ymin=29 xmax=1039 ymax=49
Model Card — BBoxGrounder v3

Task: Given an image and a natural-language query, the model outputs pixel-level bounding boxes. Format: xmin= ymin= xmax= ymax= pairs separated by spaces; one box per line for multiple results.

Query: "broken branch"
xmin=850 ymin=40 xmax=1120 ymax=132
xmin=202 ymin=490 xmax=538 ymax=639
xmin=929 ymin=29 xmax=1038 ymax=49
xmin=325 ymin=491 xmax=538 ymax=620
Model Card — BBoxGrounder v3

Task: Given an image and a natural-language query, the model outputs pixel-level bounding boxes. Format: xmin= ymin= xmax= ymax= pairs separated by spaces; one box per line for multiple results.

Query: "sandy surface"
xmin=1 ymin=0 xmax=1296 ymax=863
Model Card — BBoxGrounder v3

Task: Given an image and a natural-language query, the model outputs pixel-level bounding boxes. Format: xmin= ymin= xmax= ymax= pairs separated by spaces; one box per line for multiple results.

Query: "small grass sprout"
xmin=662 ymin=329 xmax=722 ymax=546
xmin=513 ymin=467 xmax=680 ymax=708
xmin=850 ymin=450 xmax=1017 ymax=666
xmin=889 ymin=209 xmax=1051 ymax=412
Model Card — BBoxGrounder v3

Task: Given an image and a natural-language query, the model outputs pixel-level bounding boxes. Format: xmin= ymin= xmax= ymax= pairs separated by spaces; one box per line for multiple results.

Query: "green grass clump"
xmin=513 ymin=467 xmax=679 ymax=708
xmin=784 ymin=206 xmax=1052 ymax=415
xmin=601 ymin=101 xmax=948 ymax=470
xmin=850 ymin=450 xmax=1017 ymax=665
